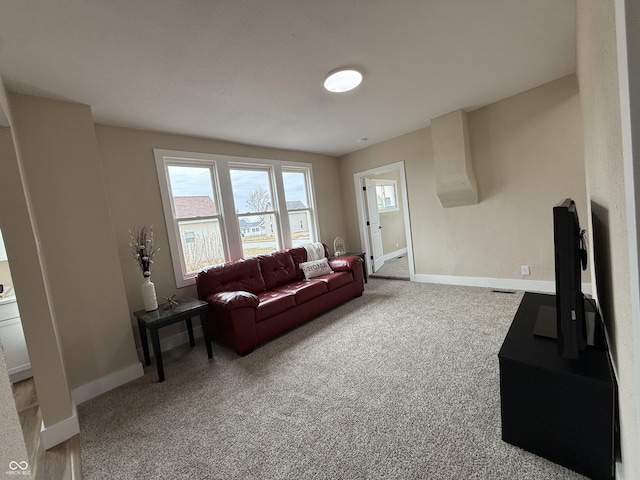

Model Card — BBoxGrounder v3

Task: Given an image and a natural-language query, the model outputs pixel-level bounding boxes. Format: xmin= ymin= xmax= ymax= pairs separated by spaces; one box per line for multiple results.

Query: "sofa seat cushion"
xmin=255 ymin=290 xmax=297 ymax=322
xmin=273 ymin=280 xmax=328 ymax=305
xmin=259 ymin=250 xmax=298 ymax=290
xmin=314 ymin=271 xmax=354 ymax=291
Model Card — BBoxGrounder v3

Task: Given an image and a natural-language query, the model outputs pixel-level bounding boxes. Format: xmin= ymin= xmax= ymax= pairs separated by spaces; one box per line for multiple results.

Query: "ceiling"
xmin=0 ymin=1 xmax=576 ymax=157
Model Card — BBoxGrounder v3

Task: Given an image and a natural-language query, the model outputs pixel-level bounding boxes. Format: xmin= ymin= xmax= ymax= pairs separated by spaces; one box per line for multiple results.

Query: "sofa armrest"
xmin=207 ymin=291 xmax=259 ymax=311
xmin=328 ymin=255 xmax=362 ymax=272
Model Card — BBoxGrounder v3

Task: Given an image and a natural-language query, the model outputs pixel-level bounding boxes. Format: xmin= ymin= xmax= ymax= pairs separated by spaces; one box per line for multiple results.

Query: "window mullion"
xmin=273 ymin=164 xmax=291 ymax=249
xmin=306 ymin=168 xmax=321 ymax=241
xmin=217 ymin=161 xmax=243 ymax=260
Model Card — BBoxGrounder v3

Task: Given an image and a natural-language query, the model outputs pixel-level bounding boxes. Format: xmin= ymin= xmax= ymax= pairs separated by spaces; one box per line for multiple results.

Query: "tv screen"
xmin=553 ymin=198 xmax=587 ymax=359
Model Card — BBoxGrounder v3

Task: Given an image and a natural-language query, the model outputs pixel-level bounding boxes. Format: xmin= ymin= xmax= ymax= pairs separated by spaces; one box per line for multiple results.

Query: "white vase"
xmin=141 ymin=277 xmax=158 ymax=312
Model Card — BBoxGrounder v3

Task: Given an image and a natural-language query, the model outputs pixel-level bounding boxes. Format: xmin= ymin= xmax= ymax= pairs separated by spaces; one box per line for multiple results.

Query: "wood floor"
xmin=11 ymin=378 xmax=83 ymax=479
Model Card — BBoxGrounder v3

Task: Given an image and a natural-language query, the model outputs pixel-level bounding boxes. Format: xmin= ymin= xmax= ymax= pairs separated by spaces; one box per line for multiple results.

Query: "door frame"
xmin=353 ymin=161 xmax=415 ymax=280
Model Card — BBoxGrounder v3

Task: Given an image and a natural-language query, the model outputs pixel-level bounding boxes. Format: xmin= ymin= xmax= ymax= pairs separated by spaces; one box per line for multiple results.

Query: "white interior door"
xmin=365 ymin=178 xmax=384 ymax=272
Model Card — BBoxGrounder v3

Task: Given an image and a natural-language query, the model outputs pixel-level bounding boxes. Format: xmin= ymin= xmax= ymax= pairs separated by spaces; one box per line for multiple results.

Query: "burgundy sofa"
xmin=196 ymin=244 xmax=364 ymax=355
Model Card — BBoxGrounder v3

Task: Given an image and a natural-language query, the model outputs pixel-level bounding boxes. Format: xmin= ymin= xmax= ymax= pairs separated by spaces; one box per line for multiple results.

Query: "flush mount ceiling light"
xmin=323 ymin=68 xmax=363 ymax=93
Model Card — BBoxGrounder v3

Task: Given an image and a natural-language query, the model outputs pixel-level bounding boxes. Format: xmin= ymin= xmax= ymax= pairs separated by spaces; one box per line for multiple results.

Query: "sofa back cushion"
xmin=258 ymin=250 xmax=298 ymax=290
xmin=197 ymin=257 xmax=266 ymax=298
xmin=288 ymin=247 xmax=308 ymax=280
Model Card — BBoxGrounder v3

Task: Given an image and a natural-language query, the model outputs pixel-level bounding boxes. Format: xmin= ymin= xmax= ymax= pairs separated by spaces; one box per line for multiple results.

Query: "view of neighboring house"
xmin=238 ymin=217 xmax=264 ymax=237
xmin=239 ymin=201 xmax=310 ymax=238
xmin=174 ymin=196 xmax=224 ymax=272
xmin=284 ymin=201 xmax=310 ymax=237
xmin=174 ymin=196 xmax=217 ymax=218
xmin=173 ymin=196 xmax=312 ymax=264
xmin=259 ymin=201 xmax=310 ymax=239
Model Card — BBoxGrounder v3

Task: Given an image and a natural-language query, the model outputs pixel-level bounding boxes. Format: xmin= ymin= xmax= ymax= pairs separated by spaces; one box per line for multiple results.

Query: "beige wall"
xmin=0 ymin=116 xmax=74 ymax=433
xmin=7 ymin=94 xmax=139 ymax=391
xmin=340 ymin=75 xmax=587 ymax=285
xmin=339 ymin=132 xmax=428 ymax=258
xmin=577 ymin=1 xmax=639 ymax=477
xmin=94 ymin=125 xmax=345 ymax=342
xmin=0 ymin=97 xmax=27 ymax=462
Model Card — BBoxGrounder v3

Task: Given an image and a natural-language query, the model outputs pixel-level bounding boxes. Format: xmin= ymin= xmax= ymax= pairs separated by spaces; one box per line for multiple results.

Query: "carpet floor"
xmin=78 ymin=279 xmax=587 ymax=479
xmin=370 ymin=256 xmax=410 ymax=280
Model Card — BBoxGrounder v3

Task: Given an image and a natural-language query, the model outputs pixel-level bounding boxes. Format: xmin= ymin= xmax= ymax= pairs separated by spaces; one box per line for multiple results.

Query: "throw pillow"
xmin=300 ymin=258 xmax=333 ymax=279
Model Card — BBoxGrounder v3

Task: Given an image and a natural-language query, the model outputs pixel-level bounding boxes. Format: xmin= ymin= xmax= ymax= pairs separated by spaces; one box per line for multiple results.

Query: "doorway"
xmin=353 ymin=161 xmax=414 ymax=280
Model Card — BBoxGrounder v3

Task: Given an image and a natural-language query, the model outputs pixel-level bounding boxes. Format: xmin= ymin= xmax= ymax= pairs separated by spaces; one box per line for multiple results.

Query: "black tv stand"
xmin=532 ymin=302 xmax=601 ymax=348
xmin=498 ymin=292 xmax=616 ymax=479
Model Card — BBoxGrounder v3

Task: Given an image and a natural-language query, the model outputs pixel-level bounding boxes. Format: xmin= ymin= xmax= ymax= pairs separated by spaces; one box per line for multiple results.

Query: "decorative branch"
xmin=128 ymin=225 xmax=159 ymax=278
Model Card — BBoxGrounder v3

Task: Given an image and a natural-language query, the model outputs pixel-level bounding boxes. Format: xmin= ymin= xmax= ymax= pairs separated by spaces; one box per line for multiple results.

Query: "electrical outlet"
xmin=521 ymin=265 xmax=530 ymax=276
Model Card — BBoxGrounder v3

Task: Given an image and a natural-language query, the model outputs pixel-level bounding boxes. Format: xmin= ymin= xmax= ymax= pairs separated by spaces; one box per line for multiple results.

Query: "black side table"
xmin=344 ymin=252 xmax=367 ymax=283
xmin=133 ymin=298 xmax=211 ymax=382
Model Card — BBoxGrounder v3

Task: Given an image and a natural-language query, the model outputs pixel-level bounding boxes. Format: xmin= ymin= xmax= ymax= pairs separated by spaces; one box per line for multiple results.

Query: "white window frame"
xmin=154 ymin=152 xmax=228 ymax=287
xmin=282 ymin=166 xmax=318 ymax=245
xmin=154 ymin=149 xmax=321 ymax=287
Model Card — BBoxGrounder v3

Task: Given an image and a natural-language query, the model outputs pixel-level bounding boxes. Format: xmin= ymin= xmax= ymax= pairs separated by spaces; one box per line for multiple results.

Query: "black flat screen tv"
xmin=553 ymin=198 xmax=588 ymax=359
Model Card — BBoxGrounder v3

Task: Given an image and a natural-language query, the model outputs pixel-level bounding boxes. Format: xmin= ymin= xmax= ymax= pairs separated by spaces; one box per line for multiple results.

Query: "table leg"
xmin=138 ymin=319 xmax=151 ymax=366
xmin=200 ymin=313 xmax=213 ymax=359
xmin=186 ymin=317 xmax=195 ymax=347
xmin=150 ymin=327 xmax=165 ymax=382
xmin=361 ymin=254 xmax=368 ymax=283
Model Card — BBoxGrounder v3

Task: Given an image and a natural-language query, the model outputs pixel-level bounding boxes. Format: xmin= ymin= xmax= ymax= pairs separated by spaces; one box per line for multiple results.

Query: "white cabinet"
xmin=0 ymin=297 xmax=31 ymax=383
xmin=0 ymin=228 xmax=7 ymax=261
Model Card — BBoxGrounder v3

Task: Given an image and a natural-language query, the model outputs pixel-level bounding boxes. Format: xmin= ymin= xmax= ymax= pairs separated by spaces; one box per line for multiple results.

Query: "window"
xmin=164 ymin=163 xmax=226 ymax=282
xmin=374 ymin=179 xmax=398 ymax=212
xmin=283 ymin=168 xmax=315 ymax=246
xmin=155 ymin=150 xmax=320 ymax=286
xmin=230 ymin=167 xmax=278 ymax=257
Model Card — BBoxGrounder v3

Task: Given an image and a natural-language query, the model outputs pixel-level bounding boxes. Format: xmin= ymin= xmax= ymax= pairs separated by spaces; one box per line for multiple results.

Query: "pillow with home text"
xmin=299 ymin=258 xmax=333 ymax=279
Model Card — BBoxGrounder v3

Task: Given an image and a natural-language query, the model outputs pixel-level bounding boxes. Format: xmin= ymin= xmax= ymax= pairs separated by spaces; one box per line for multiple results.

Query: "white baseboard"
xmin=71 ymin=325 xmax=205 ymax=405
xmin=136 ymin=324 xmax=204 ymax=361
xmin=413 ymin=274 xmax=592 ymax=296
xmin=71 ymin=362 xmax=144 ymax=405
xmin=40 ymin=401 xmax=80 ymax=450
xmin=9 ymin=367 xmax=32 ymax=384
xmin=381 ymin=248 xmax=408 ymax=263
